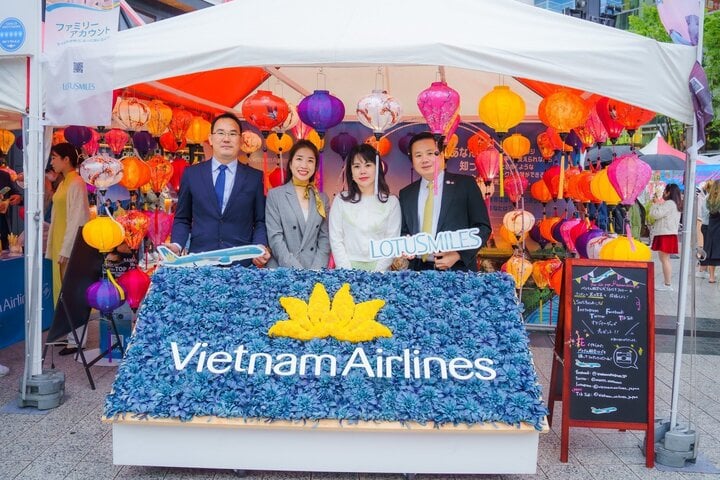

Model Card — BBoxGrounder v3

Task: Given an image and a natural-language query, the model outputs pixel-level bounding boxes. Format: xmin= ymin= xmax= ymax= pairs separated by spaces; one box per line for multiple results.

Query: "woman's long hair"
xmin=664 ymin=183 xmax=682 ymax=212
xmin=284 ymin=139 xmax=320 ymax=184
xmin=706 ymin=180 xmax=720 ymax=215
xmin=340 ymin=144 xmax=389 ymax=203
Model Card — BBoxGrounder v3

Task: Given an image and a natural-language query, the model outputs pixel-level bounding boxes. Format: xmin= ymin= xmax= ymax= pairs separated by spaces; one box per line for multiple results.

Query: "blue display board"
xmin=0 ymin=257 xmax=54 ymax=349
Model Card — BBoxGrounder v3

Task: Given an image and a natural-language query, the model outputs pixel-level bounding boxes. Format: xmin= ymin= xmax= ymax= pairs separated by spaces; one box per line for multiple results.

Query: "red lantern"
xmin=159 ymin=131 xmax=186 ymax=153
xmin=104 ymin=129 xmax=130 ymax=158
xmin=584 ymin=107 xmax=608 ymax=147
xmin=169 ymin=108 xmax=194 ymax=143
xmin=474 ymin=148 xmax=500 ymax=185
xmin=119 ymin=156 xmax=151 ymax=191
xmin=169 ymin=158 xmax=188 ymax=192
xmin=536 ymin=132 xmax=555 ymax=160
xmin=117 ymin=268 xmax=151 ymax=312
xmin=595 ymin=97 xmax=625 ymax=143
xmin=241 ymin=91 xmax=289 ymax=136
xmin=268 ymin=167 xmax=285 ymax=188
xmin=542 ymin=165 xmax=561 ymax=198
xmin=467 ymin=130 xmax=494 ymax=156
xmin=607 ymin=99 xmax=655 ymax=136
xmin=146 ymin=155 xmax=174 ymax=194
xmin=549 ymin=263 xmax=563 ymax=295
xmin=116 ymin=210 xmax=149 ymax=251
xmin=504 ymin=175 xmax=528 ymax=205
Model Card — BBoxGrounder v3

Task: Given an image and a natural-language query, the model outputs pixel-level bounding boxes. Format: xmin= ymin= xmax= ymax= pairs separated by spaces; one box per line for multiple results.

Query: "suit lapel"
xmin=285 ymin=184 xmax=307 ymax=235
xmin=224 ymin=161 xmax=245 ymax=217
xmin=437 ymin=174 xmax=457 ymax=232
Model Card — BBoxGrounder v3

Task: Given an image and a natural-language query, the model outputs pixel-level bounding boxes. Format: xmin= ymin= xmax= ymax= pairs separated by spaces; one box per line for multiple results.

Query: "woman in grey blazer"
xmin=266 ymin=140 xmax=330 ymax=269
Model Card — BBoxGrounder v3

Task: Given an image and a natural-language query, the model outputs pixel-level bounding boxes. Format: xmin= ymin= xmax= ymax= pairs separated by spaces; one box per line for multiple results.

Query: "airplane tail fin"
xmin=156 ymin=245 xmax=179 ymax=263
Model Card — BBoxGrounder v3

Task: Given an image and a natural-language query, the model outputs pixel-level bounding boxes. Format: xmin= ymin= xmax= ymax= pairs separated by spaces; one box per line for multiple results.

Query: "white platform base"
xmin=110 ymin=417 xmax=545 ymax=474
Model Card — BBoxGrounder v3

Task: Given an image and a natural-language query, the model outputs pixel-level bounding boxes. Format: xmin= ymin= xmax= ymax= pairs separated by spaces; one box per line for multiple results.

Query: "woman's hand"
xmin=58 ymin=256 xmax=68 ymax=265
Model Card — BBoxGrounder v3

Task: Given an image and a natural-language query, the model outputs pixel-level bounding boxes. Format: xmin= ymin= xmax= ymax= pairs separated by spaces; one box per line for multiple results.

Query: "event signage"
xmin=0 ymin=1 xmax=38 ymax=56
xmin=44 ymin=0 xmax=120 ymax=125
xmin=368 ymin=228 xmax=482 ymax=259
xmin=170 ymin=342 xmax=498 ymax=381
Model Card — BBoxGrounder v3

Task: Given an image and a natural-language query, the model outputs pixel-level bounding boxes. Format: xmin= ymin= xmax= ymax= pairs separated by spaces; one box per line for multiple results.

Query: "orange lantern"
xmin=540 ymin=90 xmax=590 ymax=134
xmin=159 ymin=131 xmax=186 ymax=153
xmin=82 ymin=216 xmax=125 ymax=253
xmin=268 ymin=167 xmax=285 ymax=188
xmin=572 ymin=126 xmax=595 ymax=150
xmin=563 ymin=166 xmax=582 ymax=200
xmin=502 ymin=133 xmax=531 ymax=160
xmin=116 ymin=210 xmax=149 ymax=251
xmin=241 ymin=90 xmax=289 ymax=135
xmin=52 ymin=129 xmax=66 ymax=146
xmin=467 ymin=130 xmax=494 ymax=156
xmin=306 ymin=130 xmax=325 ymax=151
xmin=169 ymin=107 xmax=194 ymax=142
xmin=530 ymin=180 xmax=553 ymax=206
xmin=364 ymin=135 xmax=391 ymax=156
xmin=145 ymin=100 xmax=173 ymax=138
xmin=119 ymin=155 xmax=151 ymax=191
xmin=146 ymin=154 xmax=174 ymax=194
xmin=536 ymin=132 xmax=555 ymax=160
xmin=266 ymin=132 xmax=293 ymax=154
xmin=590 ymin=168 xmax=621 ymax=206
xmin=577 ymin=171 xmax=601 ymax=203
xmin=539 ymin=217 xmax=562 ymax=243
xmin=545 ymin=127 xmax=573 ymax=152
xmin=532 ymin=261 xmax=550 ymax=289
xmin=113 ymin=97 xmax=150 ymax=131
xmin=0 ymin=129 xmax=15 ymax=155
xmin=549 ymin=265 xmax=563 ymax=295
xmin=504 ymin=255 xmax=533 ymax=289
xmin=494 ymin=224 xmax=519 ymax=249
xmin=565 ymin=168 xmax=586 ymax=202
xmin=607 ymin=99 xmax=655 ymax=136
xmin=104 ymin=128 xmax=130 ymax=158
xmin=185 ymin=116 xmax=212 ymax=145
xmin=443 ymin=134 xmax=459 ymax=158
xmin=478 ymin=86 xmax=525 ymax=135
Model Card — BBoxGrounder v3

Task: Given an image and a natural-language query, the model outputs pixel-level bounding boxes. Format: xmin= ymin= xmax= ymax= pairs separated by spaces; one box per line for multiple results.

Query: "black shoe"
xmin=58 ymin=347 xmax=79 ymax=356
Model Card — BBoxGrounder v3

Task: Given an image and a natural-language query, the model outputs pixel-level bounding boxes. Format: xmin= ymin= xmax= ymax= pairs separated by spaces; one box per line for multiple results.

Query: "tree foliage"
xmin=629 ymin=5 xmax=719 ymax=151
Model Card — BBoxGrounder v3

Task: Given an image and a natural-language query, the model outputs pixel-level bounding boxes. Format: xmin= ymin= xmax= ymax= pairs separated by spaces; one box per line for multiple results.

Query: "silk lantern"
xmin=467 ymin=130 xmax=494 ymax=156
xmin=145 ymin=210 xmax=174 ymax=247
xmin=82 ymin=129 xmax=101 ymax=156
xmin=63 ymin=125 xmax=92 ymax=149
xmin=494 ymin=225 xmax=519 ymax=249
xmin=504 ymin=174 xmax=528 ymax=205
xmin=565 ymin=168 xmax=586 ymax=202
xmin=559 ymin=217 xmax=583 ymax=253
xmin=119 ymin=155 xmax=151 ymax=191
xmin=104 ymin=128 xmax=130 ymax=157
xmin=242 ymin=90 xmax=290 ymax=136
xmin=113 ymin=97 xmax=150 ymax=132
xmin=590 ymin=168 xmax=621 ymax=206
xmin=185 ymin=116 xmax=212 ymax=145
xmin=503 ymin=209 xmax=536 ymax=238
xmin=146 ymin=155 xmax=173 ymax=194
xmin=607 ymin=153 xmax=652 ymax=206
xmin=572 ymin=126 xmax=596 ymax=150
xmin=586 ymin=233 xmax=615 ymax=259
xmin=0 ymin=129 xmax=15 ymax=155
xmin=86 ymin=277 xmax=125 ymax=315
xmin=117 ymin=268 xmax=151 ymax=312
xmin=159 ymin=131 xmax=186 ymax=153
xmin=545 ymin=127 xmax=573 ymax=152
xmin=306 ymin=130 xmax=325 ymax=151
xmin=291 ymin=119 xmax=313 ymax=141
xmin=116 ymin=210 xmax=149 ymax=251
xmin=504 ymin=255 xmax=533 ymax=289
xmin=563 ymin=166 xmax=582 ymax=200
xmin=356 ymin=90 xmax=403 ymax=138
xmin=532 ymin=261 xmax=550 ymax=289
xmin=397 ymin=132 xmax=416 ymax=157
xmin=266 ymin=132 xmax=293 ymax=154
xmin=364 ymin=136 xmax=391 ymax=156
xmin=82 ymin=216 xmax=125 ymax=253
xmin=536 ymin=132 xmax=556 ymax=160
xmin=502 ymin=133 xmax=531 ymax=160
xmin=542 ymin=165 xmax=561 ymax=199
xmin=169 ymin=107 xmax=194 ymax=143
xmin=240 ymin=131 xmax=262 ymax=155
xmin=297 ymin=90 xmax=345 ymax=139
xmin=52 ymin=129 xmax=65 ymax=146
xmin=595 ymin=97 xmax=625 ymax=143
xmin=599 ymin=236 xmax=652 ymax=261
xmin=169 ymin=158 xmax=187 ymax=192
xmin=146 ymin=100 xmax=173 ymax=138
xmin=330 ymin=132 xmax=358 ymax=159
xmin=444 ymin=134 xmax=459 ymax=158
xmin=530 ymin=180 xmax=553 ymax=213
xmin=132 ymin=131 xmax=157 ymax=158
xmin=607 ymin=99 xmax=655 ymax=137
xmin=584 ymin=106 xmax=608 ymax=147
xmin=550 ymin=265 xmax=563 ymax=296
xmin=539 ymin=216 xmax=562 ymax=244
xmin=443 ymin=114 xmax=460 ymax=142
xmin=529 ymin=223 xmax=549 ymax=249
xmin=417 ymin=82 xmax=460 ymax=141
xmin=551 ymin=218 xmax=568 ymax=246
xmin=80 ymin=154 xmax=124 ymax=193
xmin=273 ymin=103 xmax=299 ymax=136
xmin=478 ymin=86 xmax=525 ymax=136
xmin=540 ymin=90 xmax=589 ymax=133
xmin=268 ymin=167 xmax=285 ymax=188
xmin=577 ymin=171 xmax=601 ymax=203
xmin=474 ymin=148 xmax=500 ymax=188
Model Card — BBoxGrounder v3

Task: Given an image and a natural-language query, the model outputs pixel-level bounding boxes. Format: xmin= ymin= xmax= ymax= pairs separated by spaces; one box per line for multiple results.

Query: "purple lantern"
xmin=132 ymin=131 xmax=157 ymax=158
xmin=398 ymin=132 xmax=416 ymax=157
xmin=14 ymin=133 xmax=23 ymax=151
xmin=297 ymin=90 xmax=345 ymax=139
xmin=64 ymin=125 xmax=93 ymax=149
xmin=564 ymin=130 xmax=583 ymax=153
xmin=330 ymin=132 xmax=358 ymax=159
xmin=576 ymin=228 xmax=604 ymax=258
xmin=86 ymin=278 xmax=125 ymax=315
xmin=529 ymin=223 xmax=549 ymax=248
xmin=551 ymin=219 xmax=567 ymax=247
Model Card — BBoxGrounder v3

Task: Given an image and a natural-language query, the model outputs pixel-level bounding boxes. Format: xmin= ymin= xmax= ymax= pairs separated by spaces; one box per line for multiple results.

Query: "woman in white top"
xmin=329 ymin=144 xmax=401 ymax=271
xmin=649 ymin=183 xmax=682 ymax=291
xmin=266 ymin=139 xmax=330 ymax=269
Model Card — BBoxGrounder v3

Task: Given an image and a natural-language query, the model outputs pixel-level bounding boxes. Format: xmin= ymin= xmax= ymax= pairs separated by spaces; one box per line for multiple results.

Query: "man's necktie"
xmin=215 ymin=164 xmax=227 ymax=213
xmin=421 ymin=181 xmax=434 ymax=262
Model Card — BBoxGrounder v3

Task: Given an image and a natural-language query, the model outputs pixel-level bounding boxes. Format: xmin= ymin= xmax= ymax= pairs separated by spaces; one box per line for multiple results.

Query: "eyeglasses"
xmin=212 ymin=131 xmax=240 ymax=139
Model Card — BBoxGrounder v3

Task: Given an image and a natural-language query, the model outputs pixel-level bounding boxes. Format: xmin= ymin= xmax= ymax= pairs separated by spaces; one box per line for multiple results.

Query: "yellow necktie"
xmin=422 ymin=181 xmax=434 ymax=261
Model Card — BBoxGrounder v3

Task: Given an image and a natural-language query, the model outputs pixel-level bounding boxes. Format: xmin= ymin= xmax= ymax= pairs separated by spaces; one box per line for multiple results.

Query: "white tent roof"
xmin=0 ymin=57 xmax=26 ymax=129
xmin=99 ymin=0 xmax=696 ymax=123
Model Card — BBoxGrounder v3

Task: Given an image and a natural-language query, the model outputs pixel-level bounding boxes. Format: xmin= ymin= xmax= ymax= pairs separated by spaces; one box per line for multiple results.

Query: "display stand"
xmin=104 ymin=416 xmax=546 ymax=474
xmin=548 ymin=258 xmax=655 ymax=467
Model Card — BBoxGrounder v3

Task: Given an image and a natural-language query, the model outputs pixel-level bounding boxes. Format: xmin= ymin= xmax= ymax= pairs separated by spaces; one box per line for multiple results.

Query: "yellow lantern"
xmin=145 ymin=100 xmax=173 ymax=138
xmin=590 ymin=168 xmax=621 ymax=206
xmin=599 ymin=236 xmax=652 ymax=261
xmin=119 ymin=155 xmax=151 ymax=191
xmin=443 ymin=134 xmax=459 ymax=158
xmin=82 ymin=216 xmax=125 ymax=253
xmin=306 ymin=130 xmax=325 ymax=151
xmin=478 ymin=86 xmax=525 ymax=135
xmin=0 ymin=129 xmax=15 ymax=155
xmin=504 ymin=255 xmax=533 ymax=289
xmin=113 ymin=97 xmax=150 ymax=131
xmin=540 ymin=90 xmax=589 ymax=133
xmin=185 ymin=116 xmax=211 ymax=145
xmin=502 ymin=133 xmax=531 ymax=160
xmin=266 ymin=132 xmax=294 ymax=154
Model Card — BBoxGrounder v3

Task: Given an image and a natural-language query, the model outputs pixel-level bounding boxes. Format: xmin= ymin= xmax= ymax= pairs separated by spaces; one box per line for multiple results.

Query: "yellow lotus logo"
xmin=268 ymin=283 xmax=392 ymax=343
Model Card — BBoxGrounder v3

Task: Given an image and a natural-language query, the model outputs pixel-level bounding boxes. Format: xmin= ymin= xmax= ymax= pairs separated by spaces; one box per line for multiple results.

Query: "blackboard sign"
xmin=567 ymin=262 xmax=650 ymax=423
xmin=550 ymin=258 xmax=655 ymax=467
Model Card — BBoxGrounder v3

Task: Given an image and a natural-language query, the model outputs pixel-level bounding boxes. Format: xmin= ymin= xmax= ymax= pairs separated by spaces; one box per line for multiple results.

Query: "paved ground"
xmin=0 ymin=252 xmax=719 ymax=479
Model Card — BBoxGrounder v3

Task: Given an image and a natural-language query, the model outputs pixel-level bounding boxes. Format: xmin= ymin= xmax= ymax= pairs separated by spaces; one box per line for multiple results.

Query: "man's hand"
xmin=163 ymin=243 xmax=182 ymax=255
xmin=252 ymin=246 xmax=271 ymax=268
xmin=0 ymin=200 xmax=8 ymax=214
xmin=433 ymin=251 xmax=460 ymax=271
xmin=8 ymin=194 xmax=21 ymax=206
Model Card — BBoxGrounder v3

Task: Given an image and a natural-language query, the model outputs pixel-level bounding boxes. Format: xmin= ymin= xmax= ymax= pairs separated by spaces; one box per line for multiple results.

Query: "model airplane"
xmin=156 ymin=244 xmax=265 ymax=268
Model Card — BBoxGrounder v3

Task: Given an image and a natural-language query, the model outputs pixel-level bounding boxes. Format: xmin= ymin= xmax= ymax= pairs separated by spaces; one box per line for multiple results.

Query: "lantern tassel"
xmin=499 ymin=152 xmax=505 ymax=197
xmin=279 ymin=153 xmax=285 ymax=184
xmin=262 ymin=148 xmax=269 ymax=196
xmin=557 ymin=152 xmax=565 ymax=200
xmin=374 ymin=150 xmax=380 ymax=196
xmin=106 ymin=269 xmax=126 ymax=302
xmin=317 ymin=150 xmax=324 ymax=193
xmin=625 ymin=221 xmax=636 ymax=252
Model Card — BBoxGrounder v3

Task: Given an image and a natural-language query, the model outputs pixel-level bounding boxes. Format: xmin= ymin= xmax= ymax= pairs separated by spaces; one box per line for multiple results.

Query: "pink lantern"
xmin=607 ymin=153 xmax=652 ymax=206
xmin=474 ymin=148 xmax=500 ymax=185
xmin=584 ymin=107 xmax=608 ymax=147
xmin=416 ymin=82 xmax=460 ymax=139
xmin=504 ymin=175 xmax=528 ymax=205
xmin=569 ymin=220 xmax=591 ymax=247
xmin=105 ymin=129 xmax=130 ymax=157
xmin=145 ymin=210 xmax=174 ymax=247
xmin=117 ymin=268 xmax=151 ymax=312
xmin=559 ymin=218 xmax=583 ymax=253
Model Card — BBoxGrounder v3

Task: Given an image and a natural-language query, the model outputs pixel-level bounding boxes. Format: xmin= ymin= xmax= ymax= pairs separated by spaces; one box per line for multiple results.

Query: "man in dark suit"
xmin=399 ymin=132 xmax=491 ymax=272
xmin=0 ymin=169 xmax=23 ymax=250
xmin=169 ymin=113 xmax=270 ymax=267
